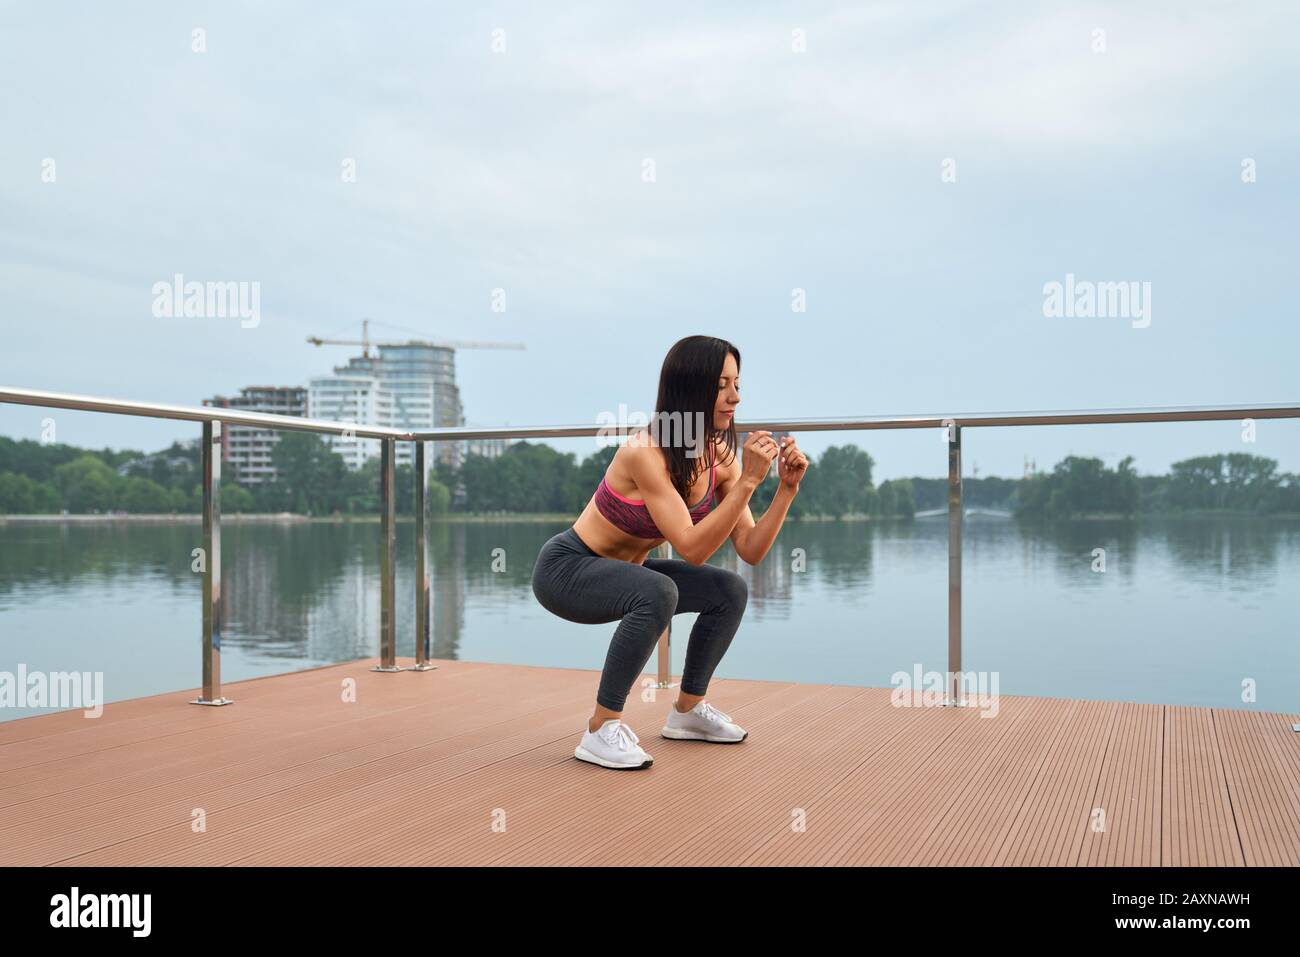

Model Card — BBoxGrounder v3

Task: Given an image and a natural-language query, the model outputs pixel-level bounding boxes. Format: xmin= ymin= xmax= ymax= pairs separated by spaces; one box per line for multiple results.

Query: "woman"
xmin=531 ymin=335 xmax=808 ymax=770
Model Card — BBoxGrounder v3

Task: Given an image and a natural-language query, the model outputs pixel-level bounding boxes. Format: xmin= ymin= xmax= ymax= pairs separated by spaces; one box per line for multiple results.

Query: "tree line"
xmin=1 ymin=433 xmax=1297 ymax=518
xmin=1013 ymin=453 xmax=1300 ymax=518
xmin=0 ymin=433 xmax=447 ymax=517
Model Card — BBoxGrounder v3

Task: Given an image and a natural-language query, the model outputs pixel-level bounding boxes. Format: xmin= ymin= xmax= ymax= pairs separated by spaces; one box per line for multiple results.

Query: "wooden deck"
xmin=1 ymin=659 xmax=1296 ymax=866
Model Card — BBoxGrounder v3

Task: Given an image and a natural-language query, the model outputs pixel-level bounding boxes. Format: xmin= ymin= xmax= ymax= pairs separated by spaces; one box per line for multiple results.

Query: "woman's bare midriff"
xmin=571 ymin=436 xmax=720 ymax=563
xmin=571 ymin=499 xmax=664 ymax=564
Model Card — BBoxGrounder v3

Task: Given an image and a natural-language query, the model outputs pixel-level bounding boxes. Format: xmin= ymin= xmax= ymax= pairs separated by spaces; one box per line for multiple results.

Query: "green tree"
xmin=0 ymin=472 xmax=37 ymax=513
xmin=53 ymin=455 xmax=119 ymax=513
xmin=269 ymin=432 xmax=349 ymax=515
xmin=1167 ymin=453 xmax=1278 ymax=513
xmin=810 ymin=445 xmax=876 ymax=518
xmin=222 ymin=482 xmax=255 ymax=513
xmin=0 ymin=437 xmax=106 ymax=483
xmin=121 ymin=477 xmax=172 ymax=513
xmin=426 ymin=476 xmax=451 ymax=515
xmin=876 ymin=478 xmax=915 ymax=518
xmin=1112 ymin=456 xmax=1139 ymax=514
xmin=461 ymin=442 xmax=579 ymax=513
xmin=876 ymin=481 xmax=897 ymax=517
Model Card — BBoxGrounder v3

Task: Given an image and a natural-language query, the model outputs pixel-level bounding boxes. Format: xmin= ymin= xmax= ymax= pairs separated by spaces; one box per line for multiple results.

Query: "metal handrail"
xmin=0 ymin=386 xmax=408 ymax=440
xmin=3 ymin=385 xmax=1299 ymax=710
xmin=6 ymin=386 xmax=1296 ymax=440
xmin=409 ymin=401 xmax=1300 ymax=441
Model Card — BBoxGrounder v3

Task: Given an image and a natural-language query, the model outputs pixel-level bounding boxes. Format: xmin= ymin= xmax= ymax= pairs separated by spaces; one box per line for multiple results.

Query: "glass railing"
xmin=3 ymin=385 xmax=1297 ymax=707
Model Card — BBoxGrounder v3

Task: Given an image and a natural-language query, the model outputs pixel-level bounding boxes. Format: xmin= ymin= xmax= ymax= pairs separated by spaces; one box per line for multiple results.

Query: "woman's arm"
xmin=631 ymin=434 xmax=774 ymax=566
xmin=725 ymin=436 xmax=808 ymax=565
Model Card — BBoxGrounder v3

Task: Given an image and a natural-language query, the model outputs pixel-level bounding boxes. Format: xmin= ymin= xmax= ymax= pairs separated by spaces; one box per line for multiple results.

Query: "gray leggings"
xmin=531 ymin=526 xmax=749 ymax=712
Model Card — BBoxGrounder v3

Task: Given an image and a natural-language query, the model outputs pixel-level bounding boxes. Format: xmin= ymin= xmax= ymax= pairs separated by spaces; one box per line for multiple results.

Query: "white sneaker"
xmin=661 ymin=700 xmax=747 ymax=743
xmin=575 ymin=719 xmax=654 ymax=770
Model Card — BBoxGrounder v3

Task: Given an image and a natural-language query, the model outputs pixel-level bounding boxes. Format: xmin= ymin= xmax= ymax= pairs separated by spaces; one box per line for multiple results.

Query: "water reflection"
xmin=1 ymin=514 xmax=1296 ymax=716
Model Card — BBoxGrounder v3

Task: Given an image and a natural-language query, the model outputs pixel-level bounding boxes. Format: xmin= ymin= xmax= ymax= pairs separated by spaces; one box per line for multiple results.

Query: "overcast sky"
xmin=2 ymin=1 xmax=1297 ymax=480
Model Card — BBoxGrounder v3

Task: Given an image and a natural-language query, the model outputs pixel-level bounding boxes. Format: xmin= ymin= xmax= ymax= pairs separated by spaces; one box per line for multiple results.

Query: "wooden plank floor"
xmin=1 ymin=659 xmax=1296 ymax=867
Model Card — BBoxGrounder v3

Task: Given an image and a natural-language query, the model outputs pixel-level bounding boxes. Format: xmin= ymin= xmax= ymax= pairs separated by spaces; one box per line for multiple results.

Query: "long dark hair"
xmin=650 ymin=335 xmax=740 ymax=501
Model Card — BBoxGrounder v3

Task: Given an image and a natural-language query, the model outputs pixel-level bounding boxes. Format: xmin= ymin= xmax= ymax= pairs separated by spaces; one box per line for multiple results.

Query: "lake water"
xmin=1 ymin=516 xmax=1296 ymax=722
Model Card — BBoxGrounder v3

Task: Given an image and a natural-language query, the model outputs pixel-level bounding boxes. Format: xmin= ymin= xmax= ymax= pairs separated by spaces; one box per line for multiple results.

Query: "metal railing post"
xmin=653 ymin=542 xmax=675 ymax=689
xmin=373 ymin=436 xmax=401 ymax=672
xmin=945 ymin=421 xmax=967 ymax=707
xmin=192 ymin=419 xmax=231 ymax=705
xmin=412 ymin=440 xmax=436 ymax=671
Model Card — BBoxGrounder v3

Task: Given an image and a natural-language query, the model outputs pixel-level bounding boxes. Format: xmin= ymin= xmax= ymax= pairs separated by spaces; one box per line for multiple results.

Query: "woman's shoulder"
xmin=604 ymin=428 xmax=658 ymax=484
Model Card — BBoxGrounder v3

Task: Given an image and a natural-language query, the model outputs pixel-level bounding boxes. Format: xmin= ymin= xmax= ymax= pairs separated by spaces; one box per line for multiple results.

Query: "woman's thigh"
xmin=641 ymin=557 xmax=747 ymax=613
xmin=533 ymin=543 xmax=677 ymax=625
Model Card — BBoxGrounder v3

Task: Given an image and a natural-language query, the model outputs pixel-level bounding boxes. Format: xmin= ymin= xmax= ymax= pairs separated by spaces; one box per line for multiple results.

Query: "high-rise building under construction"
xmin=202 ymin=386 xmax=307 ymax=485
xmin=307 ymin=342 xmax=466 ymax=473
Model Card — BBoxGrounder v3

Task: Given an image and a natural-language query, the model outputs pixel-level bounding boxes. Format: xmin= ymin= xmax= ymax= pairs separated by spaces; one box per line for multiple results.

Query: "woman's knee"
xmin=640 ymin=574 xmax=678 ymax=623
xmin=716 ymin=569 xmax=748 ymax=611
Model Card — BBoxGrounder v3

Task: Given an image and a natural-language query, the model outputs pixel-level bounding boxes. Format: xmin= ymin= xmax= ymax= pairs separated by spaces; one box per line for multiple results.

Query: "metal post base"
xmin=652 ymin=679 xmax=678 ymax=690
xmin=942 ymin=696 xmax=971 ymax=708
xmin=190 ymin=697 xmax=233 ymax=706
xmin=370 ymin=665 xmax=404 ymax=673
xmin=408 ymin=663 xmax=439 ymax=672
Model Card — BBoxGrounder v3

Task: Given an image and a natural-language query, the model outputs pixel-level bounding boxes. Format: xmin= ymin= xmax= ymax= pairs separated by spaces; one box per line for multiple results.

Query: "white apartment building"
xmin=307 ymin=344 xmax=466 ymax=473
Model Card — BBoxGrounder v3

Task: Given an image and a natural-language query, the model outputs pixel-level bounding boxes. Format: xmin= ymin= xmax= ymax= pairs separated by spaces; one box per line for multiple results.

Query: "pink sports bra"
xmin=593 ymin=442 xmax=716 ymax=540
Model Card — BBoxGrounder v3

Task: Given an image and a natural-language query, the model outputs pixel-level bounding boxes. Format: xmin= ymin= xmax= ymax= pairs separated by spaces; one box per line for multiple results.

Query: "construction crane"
xmin=307 ymin=319 xmax=526 ymax=356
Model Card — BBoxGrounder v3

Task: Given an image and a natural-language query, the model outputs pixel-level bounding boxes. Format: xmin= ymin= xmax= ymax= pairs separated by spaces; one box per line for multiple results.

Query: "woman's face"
xmin=714 ymin=352 xmax=739 ymax=432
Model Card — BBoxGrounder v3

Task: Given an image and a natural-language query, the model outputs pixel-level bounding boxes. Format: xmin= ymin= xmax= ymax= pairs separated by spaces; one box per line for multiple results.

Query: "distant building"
xmin=466 ymin=436 xmax=510 ymax=459
xmin=306 ymin=356 xmax=391 ymax=471
xmin=117 ymin=439 xmax=199 ymax=480
xmin=307 ymin=343 xmax=466 ymax=474
xmin=203 ymin=386 xmax=307 ymax=485
xmin=381 ymin=343 xmax=465 ymax=471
